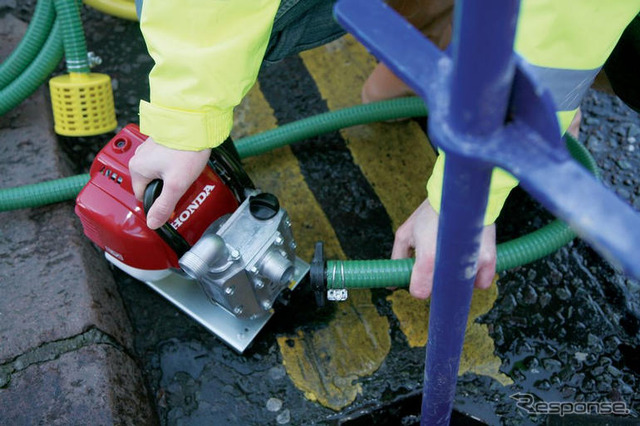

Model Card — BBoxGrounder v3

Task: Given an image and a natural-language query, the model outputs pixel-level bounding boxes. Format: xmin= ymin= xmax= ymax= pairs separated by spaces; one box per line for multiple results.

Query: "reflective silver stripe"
xmin=526 ymin=63 xmax=601 ymax=111
xmin=135 ymin=0 xmax=142 ymax=20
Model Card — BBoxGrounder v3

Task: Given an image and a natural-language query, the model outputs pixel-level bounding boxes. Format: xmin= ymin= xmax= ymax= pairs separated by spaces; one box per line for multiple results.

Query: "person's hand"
xmin=128 ymin=137 xmax=212 ymax=229
xmin=392 ymin=199 xmax=497 ymax=299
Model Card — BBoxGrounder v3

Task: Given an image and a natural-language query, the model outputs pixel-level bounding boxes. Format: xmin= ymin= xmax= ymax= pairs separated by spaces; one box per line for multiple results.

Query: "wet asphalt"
xmin=21 ymin=3 xmax=640 ymax=425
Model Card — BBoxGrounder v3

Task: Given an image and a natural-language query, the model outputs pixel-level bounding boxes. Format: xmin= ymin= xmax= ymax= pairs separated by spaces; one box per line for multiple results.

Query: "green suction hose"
xmin=0 ymin=175 xmax=89 ymax=211
xmin=0 ymin=21 xmax=64 ymax=115
xmin=0 ymin=0 xmax=89 ymax=115
xmin=236 ymin=97 xmax=427 ymax=158
xmin=0 ymin=0 xmax=57 ymax=90
xmin=0 ymin=98 xmax=599 ymax=284
xmin=324 ymin=132 xmax=599 ymax=288
xmin=53 ymin=0 xmax=90 ymax=74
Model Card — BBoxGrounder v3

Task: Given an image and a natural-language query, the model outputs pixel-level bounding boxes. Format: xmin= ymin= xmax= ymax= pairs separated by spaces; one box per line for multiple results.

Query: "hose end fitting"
xmin=310 ymin=241 xmax=326 ymax=307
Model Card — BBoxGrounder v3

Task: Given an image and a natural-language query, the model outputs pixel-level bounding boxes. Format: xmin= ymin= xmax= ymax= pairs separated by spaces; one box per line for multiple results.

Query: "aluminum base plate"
xmin=106 ymin=253 xmax=309 ymax=353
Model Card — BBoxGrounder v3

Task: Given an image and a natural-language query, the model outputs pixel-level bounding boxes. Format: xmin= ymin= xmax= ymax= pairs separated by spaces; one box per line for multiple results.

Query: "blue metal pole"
xmin=421 ymin=1 xmax=520 ymax=424
xmin=422 ymin=156 xmax=492 ymax=425
xmin=449 ymin=1 xmax=519 ymax=135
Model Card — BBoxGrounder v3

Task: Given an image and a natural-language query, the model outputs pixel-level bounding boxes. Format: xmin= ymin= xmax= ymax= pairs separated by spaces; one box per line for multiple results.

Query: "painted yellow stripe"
xmin=387 ymin=284 xmax=512 ymax=386
xmin=299 ymin=35 xmax=436 ymax=230
xmin=277 ymin=290 xmax=391 ymax=411
xmin=233 ymin=83 xmax=392 ymax=410
xmin=300 ymin=36 xmax=510 ymax=387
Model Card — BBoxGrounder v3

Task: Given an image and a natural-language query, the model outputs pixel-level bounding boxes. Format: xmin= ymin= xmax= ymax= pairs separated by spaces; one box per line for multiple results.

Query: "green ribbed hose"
xmin=53 ymin=0 xmax=90 ymax=74
xmin=236 ymin=97 xmax=427 ymax=158
xmin=326 ymin=259 xmax=415 ymax=289
xmin=0 ymin=0 xmax=90 ymax=115
xmin=0 ymin=0 xmax=56 ymax=90
xmin=0 ymin=98 xmax=598 ymax=282
xmin=0 ymin=21 xmax=64 ymax=116
xmin=325 ymin=220 xmax=576 ymax=289
xmin=326 ymin=133 xmax=599 ymax=289
xmin=0 ymin=174 xmax=89 ymax=211
xmin=566 ymin=130 xmax=601 ymax=180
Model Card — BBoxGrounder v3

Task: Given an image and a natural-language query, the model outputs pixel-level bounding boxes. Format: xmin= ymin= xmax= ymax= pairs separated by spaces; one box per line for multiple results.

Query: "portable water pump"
xmin=75 ymin=124 xmax=309 ymax=352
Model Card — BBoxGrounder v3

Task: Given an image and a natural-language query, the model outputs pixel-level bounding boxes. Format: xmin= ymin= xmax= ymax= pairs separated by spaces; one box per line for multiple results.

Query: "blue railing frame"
xmin=333 ymin=0 xmax=640 ymax=424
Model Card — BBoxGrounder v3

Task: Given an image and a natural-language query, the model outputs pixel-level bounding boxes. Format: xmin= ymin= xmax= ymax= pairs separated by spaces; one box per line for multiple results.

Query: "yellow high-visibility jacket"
xmin=138 ymin=0 xmax=640 ymax=224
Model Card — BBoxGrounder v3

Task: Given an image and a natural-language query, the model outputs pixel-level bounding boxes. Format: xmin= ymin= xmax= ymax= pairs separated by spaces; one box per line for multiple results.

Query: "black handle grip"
xmin=142 ymin=179 xmax=163 ymax=215
xmin=143 ymin=179 xmax=191 ymax=258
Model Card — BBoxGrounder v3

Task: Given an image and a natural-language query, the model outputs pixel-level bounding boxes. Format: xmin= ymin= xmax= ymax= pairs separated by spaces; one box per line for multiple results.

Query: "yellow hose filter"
xmin=49 ymin=72 xmax=117 ymax=136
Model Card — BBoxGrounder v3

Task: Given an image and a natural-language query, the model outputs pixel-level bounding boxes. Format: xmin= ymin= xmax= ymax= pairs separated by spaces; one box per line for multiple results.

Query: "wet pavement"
xmin=6 ymin=2 xmax=640 ymax=425
xmin=488 ymin=90 xmax=640 ymax=423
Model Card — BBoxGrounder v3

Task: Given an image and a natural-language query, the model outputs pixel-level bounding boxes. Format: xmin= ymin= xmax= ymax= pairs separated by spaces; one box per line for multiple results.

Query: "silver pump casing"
xmin=179 ymin=192 xmax=296 ymax=319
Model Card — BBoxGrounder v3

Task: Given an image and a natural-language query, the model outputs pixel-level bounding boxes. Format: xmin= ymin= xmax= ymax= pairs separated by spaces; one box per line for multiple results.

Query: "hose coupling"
xmin=310 ymin=241 xmax=350 ymax=303
xmin=310 ymin=241 xmax=327 ymax=307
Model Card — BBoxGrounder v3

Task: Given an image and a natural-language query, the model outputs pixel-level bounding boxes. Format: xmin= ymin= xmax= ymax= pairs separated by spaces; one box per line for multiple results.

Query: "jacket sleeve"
xmin=138 ymin=0 xmax=281 ymax=151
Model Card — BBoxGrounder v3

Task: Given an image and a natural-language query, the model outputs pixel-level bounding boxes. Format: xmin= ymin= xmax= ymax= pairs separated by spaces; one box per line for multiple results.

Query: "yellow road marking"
xmin=300 ymin=35 xmax=436 ymax=229
xmin=386 ymin=279 xmax=512 ymax=386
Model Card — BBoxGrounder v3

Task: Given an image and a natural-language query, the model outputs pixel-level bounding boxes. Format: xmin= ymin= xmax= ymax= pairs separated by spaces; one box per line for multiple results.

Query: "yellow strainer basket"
xmin=49 ymin=72 xmax=117 ymax=136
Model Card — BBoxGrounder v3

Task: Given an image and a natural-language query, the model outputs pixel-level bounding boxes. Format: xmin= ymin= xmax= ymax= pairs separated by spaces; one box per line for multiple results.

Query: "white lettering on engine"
xmin=171 ymin=185 xmax=215 ymax=229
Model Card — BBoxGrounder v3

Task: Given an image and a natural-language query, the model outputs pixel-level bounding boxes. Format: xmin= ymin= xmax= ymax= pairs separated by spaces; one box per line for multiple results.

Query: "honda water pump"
xmin=75 ymin=124 xmax=309 ymax=352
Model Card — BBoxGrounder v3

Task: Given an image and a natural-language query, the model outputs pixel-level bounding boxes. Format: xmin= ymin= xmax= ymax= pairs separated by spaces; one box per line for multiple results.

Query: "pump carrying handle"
xmin=208 ymin=137 xmax=256 ymax=203
xmin=143 ymin=180 xmax=192 ymax=257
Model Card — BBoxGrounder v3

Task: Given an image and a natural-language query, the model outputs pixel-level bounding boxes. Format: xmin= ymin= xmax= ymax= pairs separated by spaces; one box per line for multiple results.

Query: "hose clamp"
xmin=87 ymin=52 xmax=103 ymax=68
xmin=327 ymin=262 xmax=348 ymax=301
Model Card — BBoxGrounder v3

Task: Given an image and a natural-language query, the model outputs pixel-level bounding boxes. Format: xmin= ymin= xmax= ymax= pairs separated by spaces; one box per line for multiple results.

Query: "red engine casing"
xmin=75 ymin=124 xmax=240 ymax=270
